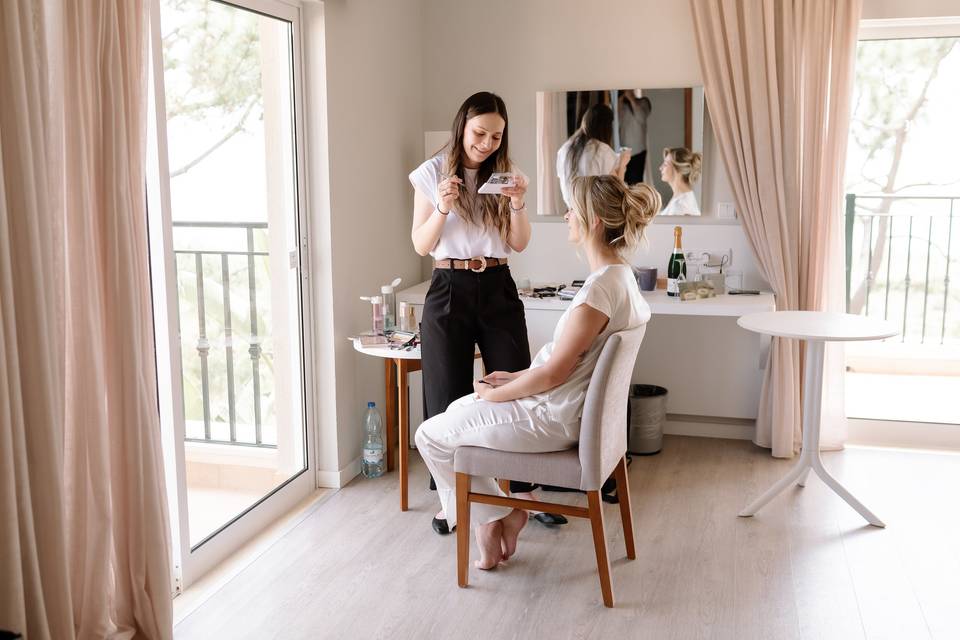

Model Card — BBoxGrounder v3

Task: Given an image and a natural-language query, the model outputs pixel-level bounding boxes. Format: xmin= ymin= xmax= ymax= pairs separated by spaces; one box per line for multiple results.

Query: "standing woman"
xmin=409 ymin=92 xmax=538 ymax=534
xmin=556 ymin=104 xmax=631 ymax=209
xmin=618 ymin=92 xmax=652 ymax=184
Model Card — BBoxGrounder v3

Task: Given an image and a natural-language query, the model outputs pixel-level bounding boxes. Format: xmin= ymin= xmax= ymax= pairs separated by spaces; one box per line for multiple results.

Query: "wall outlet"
xmin=684 ymin=248 xmax=733 ymax=271
xmin=717 ymin=202 xmax=737 ymax=219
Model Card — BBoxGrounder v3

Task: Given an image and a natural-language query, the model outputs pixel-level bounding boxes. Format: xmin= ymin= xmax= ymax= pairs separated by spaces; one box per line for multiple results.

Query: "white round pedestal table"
xmin=736 ymin=311 xmax=898 ymax=527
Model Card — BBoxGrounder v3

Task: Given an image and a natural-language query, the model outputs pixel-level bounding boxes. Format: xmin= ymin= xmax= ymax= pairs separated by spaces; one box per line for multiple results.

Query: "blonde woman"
xmin=659 ymin=146 xmax=703 ymax=216
xmin=415 ymin=175 xmax=660 ymax=569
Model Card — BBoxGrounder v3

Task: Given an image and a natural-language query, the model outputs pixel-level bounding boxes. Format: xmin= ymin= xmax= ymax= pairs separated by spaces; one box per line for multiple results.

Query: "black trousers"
xmin=420 ymin=264 xmax=539 ymax=493
xmin=624 ymin=150 xmax=647 ymax=185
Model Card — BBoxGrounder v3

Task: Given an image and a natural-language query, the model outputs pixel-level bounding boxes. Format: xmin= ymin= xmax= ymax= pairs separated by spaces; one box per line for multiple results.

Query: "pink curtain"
xmin=1 ymin=1 xmax=172 ymax=638
xmin=689 ymin=0 xmax=861 ymax=456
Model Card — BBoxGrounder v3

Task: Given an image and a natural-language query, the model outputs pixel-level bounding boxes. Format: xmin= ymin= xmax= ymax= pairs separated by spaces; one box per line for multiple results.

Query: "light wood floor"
xmin=174 ymin=436 xmax=960 ymax=640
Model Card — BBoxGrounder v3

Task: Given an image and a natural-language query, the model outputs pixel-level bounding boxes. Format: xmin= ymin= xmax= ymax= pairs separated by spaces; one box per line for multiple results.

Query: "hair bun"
xmin=689 ymin=151 xmax=703 ymax=184
xmin=620 ymin=183 xmax=660 ymax=249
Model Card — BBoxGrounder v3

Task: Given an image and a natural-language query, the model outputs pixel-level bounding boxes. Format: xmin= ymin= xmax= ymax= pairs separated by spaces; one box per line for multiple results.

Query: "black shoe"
xmin=601 ymin=491 xmax=619 ymax=504
xmin=432 ymin=516 xmax=455 ymax=535
xmin=532 ymin=512 xmax=568 ymax=526
xmin=428 ymin=475 xmax=437 ymax=491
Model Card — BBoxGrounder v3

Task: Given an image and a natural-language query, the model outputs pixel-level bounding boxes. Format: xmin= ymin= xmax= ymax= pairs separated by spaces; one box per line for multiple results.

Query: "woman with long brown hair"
xmin=556 ymin=103 xmax=630 ymax=209
xmin=410 ymin=92 xmax=564 ymax=534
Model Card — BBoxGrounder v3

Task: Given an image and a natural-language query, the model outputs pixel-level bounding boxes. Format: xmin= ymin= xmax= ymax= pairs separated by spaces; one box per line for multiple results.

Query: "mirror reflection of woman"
xmin=617 ymin=91 xmax=652 ymax=184
xmin=659 ymin=147 xmax=702 ymax=216
xmin=556 ymin=104 xmax=630 ymax=209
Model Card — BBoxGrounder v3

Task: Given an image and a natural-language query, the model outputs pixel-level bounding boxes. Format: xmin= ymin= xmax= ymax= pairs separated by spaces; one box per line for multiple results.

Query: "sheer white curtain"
xmin=689 ymin=0 xmax=861 ymax=456
xmin=0 ymin=1 xmax=172 ymax=638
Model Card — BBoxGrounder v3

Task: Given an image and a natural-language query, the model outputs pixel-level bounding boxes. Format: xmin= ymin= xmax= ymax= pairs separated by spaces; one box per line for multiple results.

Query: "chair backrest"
xmin=577 ymin=325 xmax=647 ymax=490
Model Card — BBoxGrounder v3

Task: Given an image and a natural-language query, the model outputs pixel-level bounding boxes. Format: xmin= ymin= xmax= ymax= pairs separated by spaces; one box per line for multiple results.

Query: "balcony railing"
xmin=173 ymin=221 xmax=275 ymax=448
xmin=845 ymin=194 xmax=957 ymax=344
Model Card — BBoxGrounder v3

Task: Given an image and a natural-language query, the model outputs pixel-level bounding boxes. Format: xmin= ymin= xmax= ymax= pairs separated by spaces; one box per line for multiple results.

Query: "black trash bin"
xmin=627 ymin=384 xmax=667 ymax=455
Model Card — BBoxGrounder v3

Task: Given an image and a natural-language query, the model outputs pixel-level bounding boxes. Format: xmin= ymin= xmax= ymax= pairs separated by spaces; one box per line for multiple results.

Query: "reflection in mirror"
xmin=536 ymin=88 xmax=705 ymax=217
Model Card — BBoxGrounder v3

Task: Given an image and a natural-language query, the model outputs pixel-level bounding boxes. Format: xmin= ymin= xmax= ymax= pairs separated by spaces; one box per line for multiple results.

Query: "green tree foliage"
xmin=848 ymin=38 xmax=956 ymax=194
xmin=161 ymin=0 xmax=262 ymax=178
xmin=846 ymin=39 xmax=958 ymax=321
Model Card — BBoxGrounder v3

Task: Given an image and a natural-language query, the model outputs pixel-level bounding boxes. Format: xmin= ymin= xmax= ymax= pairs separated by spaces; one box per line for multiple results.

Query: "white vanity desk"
xmin=398 ymin=281 xmax=776 ymax=441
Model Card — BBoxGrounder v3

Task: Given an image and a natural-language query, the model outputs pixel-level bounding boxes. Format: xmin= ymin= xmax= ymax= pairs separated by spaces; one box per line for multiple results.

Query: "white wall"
xmin=861 ymin=0 xmax=960 ymax=19
xmin=420 ymin=0 xmax=763 ymax=287
xmin=303 ymin=0 xmax=424 ymax=480
xmin=509 ymin=222 xmax=768 ymax=292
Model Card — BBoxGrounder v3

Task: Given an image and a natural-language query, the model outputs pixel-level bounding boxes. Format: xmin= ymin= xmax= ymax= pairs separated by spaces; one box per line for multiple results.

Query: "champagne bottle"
xmin=667 ymin=226 xmax=686 ymax=297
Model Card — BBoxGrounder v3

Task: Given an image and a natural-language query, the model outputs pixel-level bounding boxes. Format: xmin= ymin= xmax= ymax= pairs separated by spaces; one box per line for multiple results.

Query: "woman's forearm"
xmin=412 ymin=209 xmax=446 ymax=256
xmin=485 ymin=363 xmax=568 ymax=403
xmin=506 ymin=209 xmax=531 ymax=252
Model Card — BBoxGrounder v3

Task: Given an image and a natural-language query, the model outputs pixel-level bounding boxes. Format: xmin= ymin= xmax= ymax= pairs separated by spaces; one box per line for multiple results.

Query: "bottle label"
xmin=667 ymin=278 xmax=678 ymax=295
xmin=363 ymin=448 xmax=383 ymax=464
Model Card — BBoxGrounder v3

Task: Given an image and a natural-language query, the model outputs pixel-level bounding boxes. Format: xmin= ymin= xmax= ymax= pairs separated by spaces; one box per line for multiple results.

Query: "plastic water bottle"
xmin=361 ymin=402 xmax=385 ymax=478
xmin=381 ymin=285 xmax=396 ymax=331
xmin=381 ymin=277 xmax=402 ymax=331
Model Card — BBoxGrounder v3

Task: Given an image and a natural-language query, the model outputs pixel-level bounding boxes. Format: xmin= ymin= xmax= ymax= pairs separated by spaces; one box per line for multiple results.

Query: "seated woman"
xmin=556 ymin=104 xmax=631 ymax=209
xmin=659 ymin=146 xmax=702 ymax=216
xmin=415 ymin=175 xmax=660 ymax=570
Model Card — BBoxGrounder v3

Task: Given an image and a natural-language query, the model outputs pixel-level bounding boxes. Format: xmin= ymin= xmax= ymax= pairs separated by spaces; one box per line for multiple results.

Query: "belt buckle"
xmin=470 ymin=256 xmax=487 ymax=273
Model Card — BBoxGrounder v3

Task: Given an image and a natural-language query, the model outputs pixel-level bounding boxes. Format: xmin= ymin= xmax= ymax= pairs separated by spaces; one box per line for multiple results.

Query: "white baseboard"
xmin=663 ymin=414 xmax=755 ymax=441
xmin=847 ymin=418 xmax=960 ymax=451
xmin=315 ymin=456 xmax=361 ymax=488
xmin=659 ymin=415 xmax=959 ymax=450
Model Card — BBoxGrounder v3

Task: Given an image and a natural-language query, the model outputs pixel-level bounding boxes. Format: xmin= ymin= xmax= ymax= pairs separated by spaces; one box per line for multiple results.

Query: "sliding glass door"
xmin=146 ymin=0 xmax=313 ymax=589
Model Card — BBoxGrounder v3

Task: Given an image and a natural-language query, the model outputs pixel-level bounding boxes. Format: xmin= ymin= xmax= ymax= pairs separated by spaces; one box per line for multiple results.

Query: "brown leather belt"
xmin=433 ymin=257 xmax=507 ymax=273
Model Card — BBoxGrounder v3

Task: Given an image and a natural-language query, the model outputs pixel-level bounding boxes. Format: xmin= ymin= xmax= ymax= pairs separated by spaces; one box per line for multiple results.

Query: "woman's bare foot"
xmin=500 ymin=508 xmax=527 ymax=561
xmin=475 ymin=520 xmax=504 ymax=570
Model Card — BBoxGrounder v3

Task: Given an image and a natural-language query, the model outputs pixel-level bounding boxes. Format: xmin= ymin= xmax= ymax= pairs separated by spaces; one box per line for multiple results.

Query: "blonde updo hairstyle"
xmin=570 ymin=175 xmax=661 ymax=254
xmin=663 ymin=147 xmax=703 ymax=185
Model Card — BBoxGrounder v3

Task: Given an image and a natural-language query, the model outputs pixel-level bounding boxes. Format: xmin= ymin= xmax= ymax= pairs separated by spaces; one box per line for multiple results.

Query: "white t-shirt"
xmin=660 ymin=190 xmax=701 ymax=216
xmin=518 ymin=264 xmax=651 ymax=427
xmin=556 ymin=138 xmax=620 ymax=209
xmin=408 ymin=154 xmax=512 ymax=260
xmin=618 ymin=101 xmax=648 ymax=154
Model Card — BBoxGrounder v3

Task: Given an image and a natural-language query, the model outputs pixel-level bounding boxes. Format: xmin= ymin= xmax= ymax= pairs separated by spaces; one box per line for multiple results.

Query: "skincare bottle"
xmin=380 ymin=278 xmax=400 ymax=331
xmin=361 ymin=294 xmax=386 ymax=335
xmin=371 ymin=295 xmax=384 ymax=334
xmin=380 ymin=277 xmax=401 ymax=330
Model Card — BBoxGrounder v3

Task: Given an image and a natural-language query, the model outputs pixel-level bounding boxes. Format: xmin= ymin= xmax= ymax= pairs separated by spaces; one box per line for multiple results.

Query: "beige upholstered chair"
xmin=453 ymin=326 xmax=647 ymax=608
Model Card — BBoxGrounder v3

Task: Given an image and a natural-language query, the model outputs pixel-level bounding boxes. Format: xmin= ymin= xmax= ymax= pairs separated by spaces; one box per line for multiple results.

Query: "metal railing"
xmin=845 ymin=194 xmax=957 ymax=344
xmin=174 ymin=221 xmax=274 ymax=448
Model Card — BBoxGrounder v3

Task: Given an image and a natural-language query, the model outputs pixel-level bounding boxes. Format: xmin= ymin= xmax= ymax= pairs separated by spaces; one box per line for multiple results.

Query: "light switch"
xmin=718 ymin=202 xmax=736 ymax=219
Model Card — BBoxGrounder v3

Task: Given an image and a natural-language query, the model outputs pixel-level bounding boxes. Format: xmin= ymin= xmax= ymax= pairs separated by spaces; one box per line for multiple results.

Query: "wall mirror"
xmin=536 ymin=87 xmax=705 ymax=217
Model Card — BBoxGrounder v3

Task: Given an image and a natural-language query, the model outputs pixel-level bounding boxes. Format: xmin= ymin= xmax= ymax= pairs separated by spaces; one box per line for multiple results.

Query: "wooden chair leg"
xmin=613 ymin=456 xmax=636 ymax=560
xmin=587 ymin=490 xmax=614 ymax=608
xmin=456 ymin=472 xmax=471 ymax=588
xmin=497 ymin=479 xmax=510 ymax=495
